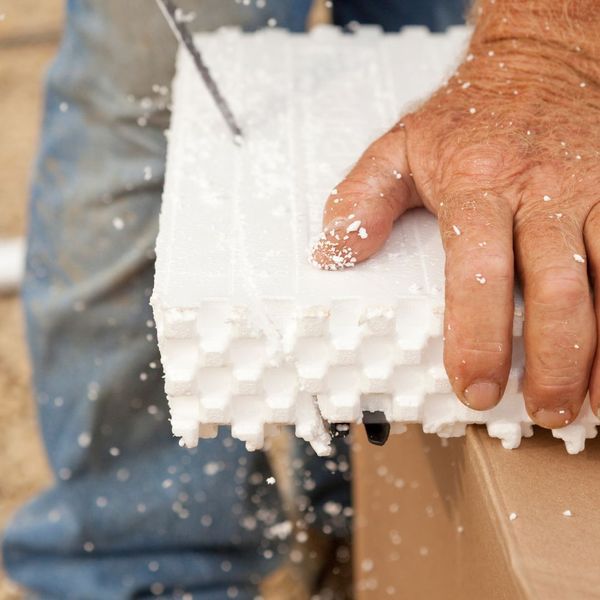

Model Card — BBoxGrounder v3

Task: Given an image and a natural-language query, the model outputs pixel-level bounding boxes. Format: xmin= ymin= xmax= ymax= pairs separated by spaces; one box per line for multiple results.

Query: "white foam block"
xmin=152 ymin=26 xmax=598 ymax=455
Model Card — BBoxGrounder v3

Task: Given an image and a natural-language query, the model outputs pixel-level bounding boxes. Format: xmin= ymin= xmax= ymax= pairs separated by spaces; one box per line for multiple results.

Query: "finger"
xmin=441 ymin=190 xmax=514 ymax=410
xmin=584 ymin=203 xmax=600 ymax=418
xmin=311 ymin=124 xmax=420 ymax=270
xmin=516 ymin=210 xmax=596 ymax=429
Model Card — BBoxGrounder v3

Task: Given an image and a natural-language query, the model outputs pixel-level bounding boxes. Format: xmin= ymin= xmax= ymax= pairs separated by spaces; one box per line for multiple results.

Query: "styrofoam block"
xmin=152 ymin=26 xmax=599 ymax=456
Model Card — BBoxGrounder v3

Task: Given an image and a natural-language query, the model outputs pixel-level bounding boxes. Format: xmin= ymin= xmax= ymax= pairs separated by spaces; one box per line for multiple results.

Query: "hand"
xmin=312 ymin=0 xmax=600 ymax=429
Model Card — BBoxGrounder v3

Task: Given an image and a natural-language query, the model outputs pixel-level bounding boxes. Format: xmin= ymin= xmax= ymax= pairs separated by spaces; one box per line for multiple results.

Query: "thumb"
xmin=311 ymin=123 xmax=421 ymax=270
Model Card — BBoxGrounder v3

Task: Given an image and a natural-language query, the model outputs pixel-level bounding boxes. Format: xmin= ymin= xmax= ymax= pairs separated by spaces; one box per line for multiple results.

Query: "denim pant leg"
xmin=333 ymin=0 xmax=467 ymax=31
xmin=0 ymin=2 xmax=352 ymax=599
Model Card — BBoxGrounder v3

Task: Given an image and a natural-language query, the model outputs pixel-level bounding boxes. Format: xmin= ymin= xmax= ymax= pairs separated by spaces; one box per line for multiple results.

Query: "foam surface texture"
xmin=152 ymin=26 xmax=598 ymax=455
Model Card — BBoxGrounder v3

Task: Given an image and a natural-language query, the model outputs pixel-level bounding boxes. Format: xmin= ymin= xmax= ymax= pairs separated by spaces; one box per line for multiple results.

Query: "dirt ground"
xmin=0 ymin=2 xmax=64 ymax=597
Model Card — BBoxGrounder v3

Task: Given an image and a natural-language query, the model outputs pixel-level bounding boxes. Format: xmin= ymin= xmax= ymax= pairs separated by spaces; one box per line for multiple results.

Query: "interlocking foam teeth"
xmin=152 ymin=26 xmax=598 ymax=456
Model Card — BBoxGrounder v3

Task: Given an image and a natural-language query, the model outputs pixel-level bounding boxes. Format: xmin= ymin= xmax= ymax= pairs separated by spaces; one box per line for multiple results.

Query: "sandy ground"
xmin=0 ymin=2 xmax=63 ymax=597
xmin=0 ymin=5 xmax=350 ymax=599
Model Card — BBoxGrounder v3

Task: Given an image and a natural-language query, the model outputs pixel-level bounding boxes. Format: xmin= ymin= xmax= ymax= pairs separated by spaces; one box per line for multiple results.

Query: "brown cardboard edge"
xmin=467 ymin=428 xmax=532 ymax=600
xmin=353 ymin=426 xmax=530 ymax=599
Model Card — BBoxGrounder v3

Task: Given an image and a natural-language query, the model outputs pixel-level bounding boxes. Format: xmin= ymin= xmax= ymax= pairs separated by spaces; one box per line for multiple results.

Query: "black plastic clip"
xmin=363 ymin=411 xmax=390 ymax=446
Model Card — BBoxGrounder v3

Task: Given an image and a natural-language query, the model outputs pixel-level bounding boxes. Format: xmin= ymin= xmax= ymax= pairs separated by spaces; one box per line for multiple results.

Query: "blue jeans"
xmin=334 ymin=0 xmax=467 ymax=32
xmin=3 ymin=1 xmax=464 ymax=598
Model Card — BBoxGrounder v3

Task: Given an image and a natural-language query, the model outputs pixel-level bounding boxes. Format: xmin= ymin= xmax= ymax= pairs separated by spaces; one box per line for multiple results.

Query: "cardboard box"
xmin=353 ymin=425 xmax=600 ymax=599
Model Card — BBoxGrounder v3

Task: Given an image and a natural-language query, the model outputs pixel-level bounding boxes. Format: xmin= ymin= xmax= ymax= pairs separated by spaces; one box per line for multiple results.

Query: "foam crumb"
xmin=346 ymin=220 xmax=361 ymax=233
xmin=309 ymin=234 xmax=357 ymax=270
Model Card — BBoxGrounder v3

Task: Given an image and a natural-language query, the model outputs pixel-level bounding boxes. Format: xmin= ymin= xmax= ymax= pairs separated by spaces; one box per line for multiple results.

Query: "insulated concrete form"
xmin=152 ymin=26 xmax=598 ymax=455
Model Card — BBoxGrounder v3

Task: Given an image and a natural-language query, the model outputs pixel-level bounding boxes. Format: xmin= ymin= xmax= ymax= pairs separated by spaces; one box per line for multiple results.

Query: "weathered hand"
xmin=312 ymin=0 xmax=600 ymax=428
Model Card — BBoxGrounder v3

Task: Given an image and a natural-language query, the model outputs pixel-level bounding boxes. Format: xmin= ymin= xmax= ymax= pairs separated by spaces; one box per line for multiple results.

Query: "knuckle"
xmin=446 ymin=339 xmax=510 ymax=369
xmin=458 ymin=156 xmax=503 ymax=181
xmin=448 ymin=145 xmax=510 ymax=184
xmin=446 ymin=247 xmax=513 ymax=289
xmin=438 ymin=143 xmax=531 ymax=196
xmin=471 ymin=251 xmax=512 ymax=282
xmin=445 ymin=337 xmax=510 ymax=376
xmin=526 ymin=348 xmax=588 ymax=389
xmin=525 ymin=375 xmax=583 ymax=402
xmin=529 ymin=266 xmax=589 ymax=310
xmin=453 ymin=339 xmax=508 ymax=356
xmin=482 ymin=252 xmax=514 ymax=283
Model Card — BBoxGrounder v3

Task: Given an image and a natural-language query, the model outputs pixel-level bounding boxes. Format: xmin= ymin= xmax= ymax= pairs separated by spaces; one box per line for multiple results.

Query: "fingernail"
xmin=532 ymin=407 xmax=573 ymax=429
xmin=463 ymin=381 xmax=500 ymax=410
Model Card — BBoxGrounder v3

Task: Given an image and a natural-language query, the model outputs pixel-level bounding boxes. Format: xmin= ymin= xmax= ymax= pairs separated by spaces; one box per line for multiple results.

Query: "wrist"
xmin=468 ymin=0 xmax=600 ymax=85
